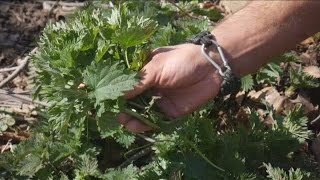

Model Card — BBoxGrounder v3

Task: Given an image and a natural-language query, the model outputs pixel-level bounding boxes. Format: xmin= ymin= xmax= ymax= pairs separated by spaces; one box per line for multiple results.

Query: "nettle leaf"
xmin=95 ymin=39 xmax=112 ymax=62
xmin=241 ymin=74 xmax=254 ymax=92
xmin=104 ymin=165 xmax=138 ymax=180
xmin=256 ymin=62 xmax=283 ymax=85
xmin=114 ymin=130 xmax=136 ymax=148
xmin=192 ymin=7 xmax=223 ymax=22
xmin=112 ymin=16 xmax=158 ymax=48
xmin=283 ymin=106 xmax=313 ymax=143
xmin=97 ymin=112 xmax=120 ymax=138
xmin=290 ymin=69 xmax=320 ymax=89
xmin=83 ymin=62 xmax=138 ymax=103
xmin=151 ymin=24 xmax=176 ymax=48
xmin=264 ymin=163 xmax=310 ymax=180
xmin=17 ymin=154 xmax=43 ymax=177
xmin=75 ymin=154 xmax=100 ymax=179
xmin=107 ymin=7 xmax=124 ymax=27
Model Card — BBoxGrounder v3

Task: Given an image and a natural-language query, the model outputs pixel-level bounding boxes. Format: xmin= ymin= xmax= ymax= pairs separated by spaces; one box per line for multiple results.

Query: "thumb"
xmin=124 ymin=46 xmax=175 ymax=99
xmin=124 ymin=63 xmax=156 ymax=99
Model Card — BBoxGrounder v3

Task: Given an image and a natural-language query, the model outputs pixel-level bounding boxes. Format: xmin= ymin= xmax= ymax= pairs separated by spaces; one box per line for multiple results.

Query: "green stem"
xmin=124 ymin=108 xmax=160 ymax=130
xmin=128 ymin=101 xmax=145 ymax=110
xmin=86 ymin=118 xmax=89 ymax=144
xmin=124 ymin=48 xmax=130 ymax=68
xmin=124 ymin=143 xmax=153 ymax=159
xmin=136 ymin=133 xmax=156 ymax=143
xmin=184 ymin=138 xmax=225 ymax=172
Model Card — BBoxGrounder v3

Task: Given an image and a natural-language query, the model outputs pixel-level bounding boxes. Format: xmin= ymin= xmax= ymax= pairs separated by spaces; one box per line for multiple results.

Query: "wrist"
xmin=187 ymin=31 xmax=242 ymax=95
xmin=189 ymin=32 xmax=242 ymax=95
xmin=202 ymin=45 xmax=224 ymax=83
xmin=210 ymin=29 xmax=243 ymax=77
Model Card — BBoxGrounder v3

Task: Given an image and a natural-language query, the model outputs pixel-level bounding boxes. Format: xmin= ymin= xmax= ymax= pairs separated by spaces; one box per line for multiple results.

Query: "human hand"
xmin=118 ymin=43 xmax=223 ymax=133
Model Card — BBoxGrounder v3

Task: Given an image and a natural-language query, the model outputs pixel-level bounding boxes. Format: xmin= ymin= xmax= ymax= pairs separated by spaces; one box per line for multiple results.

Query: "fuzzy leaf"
xmin=97 ymin=112 xmax=120 ymax=138
xmin=95 ymin=39 xmax=111 ymax=62
xmin=75 ymin=154 xmax=100 ymax=179
xmin=104 ymin=165 xmax=138 ymax=180
xmin=112 ymin=16 xmax=158 ymax=48
xmin=264 ymin=163 xmax=310 ymax=180
xmin=241 ymin=74 xmax=254 ymax=92
xmin=115 ymin=130 xmax=136 ymax=148
xmin=84 ymin=63 xmax=138 ymax=102
xmin=18 ymin=154 xmax=43 ymax=177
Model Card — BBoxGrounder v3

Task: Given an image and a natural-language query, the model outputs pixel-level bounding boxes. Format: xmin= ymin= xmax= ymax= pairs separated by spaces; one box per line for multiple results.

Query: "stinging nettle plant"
xmin=0 ymin=1 xmax=319 ymax=179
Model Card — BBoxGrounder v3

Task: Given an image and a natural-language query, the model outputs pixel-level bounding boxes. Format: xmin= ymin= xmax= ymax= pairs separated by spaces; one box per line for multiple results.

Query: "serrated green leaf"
xmin=84 ymin=63 xmax=138 ymax=102
xmin=97 ymin=112 xmax=120 ymax=138
xmin=290 ymin=69 xmax=320 ymax=89
xmin=264 ymin=163 xmax=310 ymax=180
xmin=114 ymin=130 xmax=135 ymax=148
xmin=75 ymin=154 xmax=100 ymax=179
xmin=241 ymin=74 xmax=254 ymax=92
xmin=112 ymin=16 xmax=158 ymax=48
xmin=151 ymin=24 xmax=176 ymax=48
xmin=95 ymin=39 xmax=111 ymax=62
xmin=256 ymin=62 xmax=283 ymax=85
xmin=283 ymin=106 xmax=313 ymax=143
xmin=103 ymin=165 xmax=138 ymax=180
xmin=18 ymin=154 xmax=43 ymax=177
xmin=192 ymin=8 xmax=223 ymax=22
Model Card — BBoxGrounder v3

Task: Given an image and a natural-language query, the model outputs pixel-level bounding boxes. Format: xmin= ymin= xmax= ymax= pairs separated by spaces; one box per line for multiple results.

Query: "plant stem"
xmin=136 ymin=133 xmax=156 ymax=143
xmin=124 ymin=48 xmax=130 ymax=68
xmin=124 ymin=143 xmax=153 ymax=159
xmin=184 ymin=137 xmax=225 ymax=172
xmin=119 ymin=147 xmax=152 ymax=168
xmin=128 ymin=101 xmax=145 ymax=110
xmin=124 ymin=108 xmax=160 ymax=130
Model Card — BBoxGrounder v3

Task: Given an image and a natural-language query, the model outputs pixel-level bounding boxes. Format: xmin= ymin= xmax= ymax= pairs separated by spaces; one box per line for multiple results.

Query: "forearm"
xmin=212 ymin=1 xmax=320 ymax=77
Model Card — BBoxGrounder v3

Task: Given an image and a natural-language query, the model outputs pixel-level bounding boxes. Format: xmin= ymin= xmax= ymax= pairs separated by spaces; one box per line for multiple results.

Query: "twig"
xmin=42 ymin=1 xmax=86 ymax=7
xmin=1 ymin=139 xmax=12 ymax=153
xmin=0 ymin=131 xmax=31 ymax=142
xmin=0 ymin=90 xmax=30 ymax=95
xmin=119 ymin=147 xmax=152 ymax=168
xmin=168 ymin=0 xmax=196 ymax=19
xmin=0 ymin=107 xmax=36 ymax=117
xmin=41 ymin=1 xmax=112 ymax=8
xmin=0 ymin=48 xmax=38 ymax=88
xmin=136 ymin=133 xmax=156 ymax=143
xmin=310 ymin=113 xmax=320 ymax=127
xmin=0 ymin=67 xmax=17 ymax=73
xmin=0 ymin=89 xmax=49 ymax=107
xmin=0 ymin=103 xmax=22 ymax=110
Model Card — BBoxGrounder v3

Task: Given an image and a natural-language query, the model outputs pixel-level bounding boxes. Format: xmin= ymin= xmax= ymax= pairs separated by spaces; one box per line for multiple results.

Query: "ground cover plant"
xmin=1 ymin=1 xmax=320 ymax=179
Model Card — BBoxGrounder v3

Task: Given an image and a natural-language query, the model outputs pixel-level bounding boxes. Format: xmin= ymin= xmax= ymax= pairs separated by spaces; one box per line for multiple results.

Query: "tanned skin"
xmin=118 ymin=1 xmax=320 ymax=133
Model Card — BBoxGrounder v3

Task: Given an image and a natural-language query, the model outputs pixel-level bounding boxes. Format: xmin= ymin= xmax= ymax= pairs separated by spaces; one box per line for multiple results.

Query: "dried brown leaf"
xmin=235 ymin=90 xmax=245 ymax=105
xmin=247 ymin=87 xmax=274 ymax=102
xmin=311 ymin=135 xmax=320 ymax=163
xmin=299 ymin=52 xmax=318 ymax=66
xmin=291 ymin=94 xmax=316 ymax=114
xmin=265 ymin=89 xmax=287 ymax=113
xmin=303 ymin=66 xmax=320 ymax=78
xmin=236 ymin=106 xmax=250 ymax=128
xmin=300 ymin=37 xmax=315 ymax=47
xmin=264 ymin=114 xmax=274 ymax=128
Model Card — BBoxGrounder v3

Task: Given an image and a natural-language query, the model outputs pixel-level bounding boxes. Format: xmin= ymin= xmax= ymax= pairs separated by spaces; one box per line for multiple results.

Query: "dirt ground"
xmin=0 ymin=0 xmax=80 ymax=151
